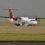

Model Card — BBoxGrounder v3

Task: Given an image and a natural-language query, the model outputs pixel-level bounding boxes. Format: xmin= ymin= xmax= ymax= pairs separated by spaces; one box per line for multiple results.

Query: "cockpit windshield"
xmin=31 ymin=20 xmax=36 ymax=21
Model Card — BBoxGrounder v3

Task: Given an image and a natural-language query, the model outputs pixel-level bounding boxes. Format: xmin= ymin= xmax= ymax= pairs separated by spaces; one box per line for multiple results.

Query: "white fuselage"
xmin=8 ymin=17 xmax=38 ymax=26
xmin=21 ymin=17 xmax=37 ymax=25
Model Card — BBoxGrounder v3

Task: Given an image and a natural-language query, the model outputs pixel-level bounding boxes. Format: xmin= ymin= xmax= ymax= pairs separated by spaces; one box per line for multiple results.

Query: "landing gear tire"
xmin=16 ymin=24 xmax=20 ymax=26
xmin=15 ymin=24 xmax=20 ymax=26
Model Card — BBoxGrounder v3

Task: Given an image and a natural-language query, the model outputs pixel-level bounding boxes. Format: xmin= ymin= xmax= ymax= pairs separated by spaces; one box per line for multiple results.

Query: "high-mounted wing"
xmin=0 ymin=16 xmax=10 ymax=18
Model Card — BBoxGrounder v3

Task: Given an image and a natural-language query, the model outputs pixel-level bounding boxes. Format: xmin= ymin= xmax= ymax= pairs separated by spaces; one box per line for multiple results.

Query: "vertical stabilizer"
xmin=8 ymin=8 xmax=13 ymax=18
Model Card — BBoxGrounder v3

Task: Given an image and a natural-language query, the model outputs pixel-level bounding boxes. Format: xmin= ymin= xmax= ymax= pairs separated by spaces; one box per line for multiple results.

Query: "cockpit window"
xmin=31 ymin=20 xmax=35 ymax=21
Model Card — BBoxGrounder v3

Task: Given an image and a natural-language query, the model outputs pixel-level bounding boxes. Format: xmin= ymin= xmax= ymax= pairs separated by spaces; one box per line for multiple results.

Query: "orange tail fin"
xmin=8 ymin=8 xmax=17 ymax=20
xmin=8 ymin=8 xmax=13 ymax=18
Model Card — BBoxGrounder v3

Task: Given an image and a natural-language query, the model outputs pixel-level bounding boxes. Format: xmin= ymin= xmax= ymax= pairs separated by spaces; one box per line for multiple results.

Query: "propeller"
xmin=35 ymin=17 xmax=45 ymax=21
xmin=32 ymin=16 xmax=45 ymax=20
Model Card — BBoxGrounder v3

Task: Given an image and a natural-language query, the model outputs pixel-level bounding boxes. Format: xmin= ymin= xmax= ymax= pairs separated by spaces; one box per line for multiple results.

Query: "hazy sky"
xmin=0 ymin=0 xmax=45 ymax=17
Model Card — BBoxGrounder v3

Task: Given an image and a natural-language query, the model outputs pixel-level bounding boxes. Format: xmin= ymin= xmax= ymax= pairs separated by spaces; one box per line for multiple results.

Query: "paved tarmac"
xmin=0 ymin=41 xmax=45 ymax=45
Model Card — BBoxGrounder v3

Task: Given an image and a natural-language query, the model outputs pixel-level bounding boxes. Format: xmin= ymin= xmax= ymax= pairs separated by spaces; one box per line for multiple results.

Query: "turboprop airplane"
xmin=0 ymin=8 xmax=38 ymax=26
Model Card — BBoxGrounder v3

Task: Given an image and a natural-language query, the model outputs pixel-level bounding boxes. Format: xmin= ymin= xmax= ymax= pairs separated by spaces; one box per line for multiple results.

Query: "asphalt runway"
xmin=0 ymin=19 xmax=45 ymax=33
xmin=0 ymin=41 xmax=45 ymax=45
